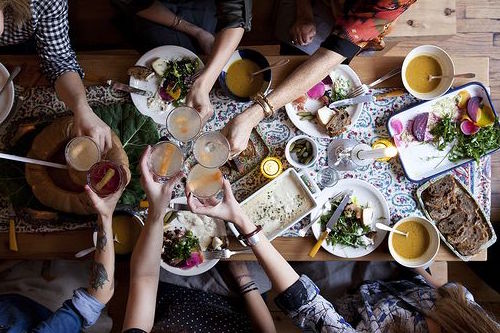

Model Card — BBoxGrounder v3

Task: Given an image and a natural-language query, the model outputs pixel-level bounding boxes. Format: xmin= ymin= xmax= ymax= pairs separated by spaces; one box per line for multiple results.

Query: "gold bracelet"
xmin=253 ymin=93 xmax=274 ymax=118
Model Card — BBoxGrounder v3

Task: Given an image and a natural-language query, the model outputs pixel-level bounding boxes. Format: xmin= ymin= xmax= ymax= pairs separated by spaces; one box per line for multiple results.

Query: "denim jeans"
xmin=0 ymin=294 xmax=84 ymax=333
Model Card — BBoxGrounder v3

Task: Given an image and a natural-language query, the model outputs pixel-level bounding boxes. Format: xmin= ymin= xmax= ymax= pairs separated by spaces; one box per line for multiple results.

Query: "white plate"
xmin=285 ymin=65 xmax=363 ymax=138
xmin=0 ymin=63 xmax=15 ymax=125
xmin=129 ymin=45 xmax=204 ymax=125
xmin=310 ymin=179 xmax=390 ymax=258
xmin=160 ymin=197 xmax=220 ymax=276
xmin=388 ymin=83 xmax=498 ymax=182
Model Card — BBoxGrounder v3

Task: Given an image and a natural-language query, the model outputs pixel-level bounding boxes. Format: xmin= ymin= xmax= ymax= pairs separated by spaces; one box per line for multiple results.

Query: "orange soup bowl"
xmin=388 ymin=216 xmax=440 ymax=268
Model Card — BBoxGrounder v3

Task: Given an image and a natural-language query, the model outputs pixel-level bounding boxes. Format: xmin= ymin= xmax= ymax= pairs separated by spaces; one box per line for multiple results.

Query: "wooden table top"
xmin=0 ymin=50 xmax=490 ymax=261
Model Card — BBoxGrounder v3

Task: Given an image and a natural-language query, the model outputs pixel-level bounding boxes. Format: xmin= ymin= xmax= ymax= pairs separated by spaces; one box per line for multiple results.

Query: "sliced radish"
xmin=307 ymin=82 xmax=325 ymax=100
xmin=460 ymin=119 xmax=480 ymax=135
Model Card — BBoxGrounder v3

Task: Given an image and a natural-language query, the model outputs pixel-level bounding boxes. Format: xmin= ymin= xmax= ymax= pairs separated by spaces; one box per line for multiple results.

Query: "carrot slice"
xmin=159 ymin=144 xmax=176 ymax=176
xmin=95 ymin=168 xmax=116 ymax=191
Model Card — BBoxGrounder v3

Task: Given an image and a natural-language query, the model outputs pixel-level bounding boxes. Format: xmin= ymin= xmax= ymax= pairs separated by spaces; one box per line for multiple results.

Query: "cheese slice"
xmin=316 ymin=106 xmax=335 ymax=126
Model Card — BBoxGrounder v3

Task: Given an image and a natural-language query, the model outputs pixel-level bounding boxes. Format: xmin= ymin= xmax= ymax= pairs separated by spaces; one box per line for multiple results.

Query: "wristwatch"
xmin=238 ymin=225 xmax=262 ymax=246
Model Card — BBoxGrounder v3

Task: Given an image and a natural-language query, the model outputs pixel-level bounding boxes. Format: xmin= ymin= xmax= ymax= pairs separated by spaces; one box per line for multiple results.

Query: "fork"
xmin=184 ymin=69 xmax=203 ymax=85
xmin=347 ymin=68 xmax=401 ymax=98
xmin=202 ymin=248 xmax=253 ymax=260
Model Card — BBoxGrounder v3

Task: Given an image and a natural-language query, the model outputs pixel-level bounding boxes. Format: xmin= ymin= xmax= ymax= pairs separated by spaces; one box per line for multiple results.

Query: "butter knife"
xmin=329 ymin=94 xmax=375 ymax=108
xmin=107 ymin=80 xmax=152 ymax=97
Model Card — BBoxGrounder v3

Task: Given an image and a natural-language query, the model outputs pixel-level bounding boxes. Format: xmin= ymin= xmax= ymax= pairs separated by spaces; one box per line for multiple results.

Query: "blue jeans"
xmin=0 ymin=294 xmax=82 ymax=333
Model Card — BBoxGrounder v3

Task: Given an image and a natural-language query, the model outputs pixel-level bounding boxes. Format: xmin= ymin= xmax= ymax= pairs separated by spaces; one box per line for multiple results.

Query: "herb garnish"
xmin=430 ymin=115 xmax=457 ymax=150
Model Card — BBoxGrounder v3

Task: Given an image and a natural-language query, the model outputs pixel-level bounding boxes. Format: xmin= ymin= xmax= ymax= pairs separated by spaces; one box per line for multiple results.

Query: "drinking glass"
xmin=186 ymin=163 xmax=223 ymax=199
xmin=166 ymin=106 xmax=202 ymax=151
xmin=148 ymin=141 xmax=184 ymax=183
xmin=316 ymin=167 xmax=340 ymax=188
xmin=193 ymin=131 xmax=230 ymax=168
xmin=87 ymin=160 xmax=124 ymax=197
xmin=65 ymin=136 xmax=101 ymax=171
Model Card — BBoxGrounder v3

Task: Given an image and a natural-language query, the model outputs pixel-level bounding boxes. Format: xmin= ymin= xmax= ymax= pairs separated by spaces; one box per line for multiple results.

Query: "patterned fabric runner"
xmin=0 ymin=85 xmax=491 ymax=234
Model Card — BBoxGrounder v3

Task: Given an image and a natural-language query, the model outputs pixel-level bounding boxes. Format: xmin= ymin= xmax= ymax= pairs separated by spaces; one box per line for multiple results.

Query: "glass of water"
xmin=316 ymin=166 xmax=340 ymax=188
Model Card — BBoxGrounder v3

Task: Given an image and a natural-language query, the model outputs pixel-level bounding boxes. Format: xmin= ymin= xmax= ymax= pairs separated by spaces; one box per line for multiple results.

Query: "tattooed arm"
xmin=85 ymin=183 xmax=124 ymax=304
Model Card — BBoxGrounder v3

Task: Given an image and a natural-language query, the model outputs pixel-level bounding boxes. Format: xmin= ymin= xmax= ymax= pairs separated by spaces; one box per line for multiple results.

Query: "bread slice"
xmin=127 ymin=66 xmax=154 ymax=81
xmin=325 ymin=108 xmax=351 ymax=137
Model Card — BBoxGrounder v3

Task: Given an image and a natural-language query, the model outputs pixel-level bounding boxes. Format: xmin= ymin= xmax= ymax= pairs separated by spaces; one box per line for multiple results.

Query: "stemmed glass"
xmin=166 ymin=106 xmax=202 ymax=153
xmin=193 ymin=131 xmax=230 ymax=168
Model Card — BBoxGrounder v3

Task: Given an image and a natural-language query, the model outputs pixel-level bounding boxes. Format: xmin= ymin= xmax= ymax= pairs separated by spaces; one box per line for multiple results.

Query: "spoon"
xmin=74 ymin=234 xmax=121 ymax=258
xmin=0 ymin=66 xmax=21 ymax=95
xmin=251 ymin=59 xmax=290 ymax=76
xmin=428 ymin=73 xmax=475 ymax=81
xmin=375 ymin=223 xmax=408 ymax=237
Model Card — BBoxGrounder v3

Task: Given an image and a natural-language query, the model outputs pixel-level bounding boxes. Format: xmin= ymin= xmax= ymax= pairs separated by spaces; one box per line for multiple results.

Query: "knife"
xmin=107 ymin=80 xmax=152 ymax=97
xmin=329 ymin=94 xmax=375 ymax=108
xmin=0 ymin=66 xmax=21 ymax=96
xmin=169 ymin=202 xmax=190 ymax=211
xmin=309 ymin=190 xmax=353 ymax=258
xmin=8 ymin=203 xmax=18 ymax=252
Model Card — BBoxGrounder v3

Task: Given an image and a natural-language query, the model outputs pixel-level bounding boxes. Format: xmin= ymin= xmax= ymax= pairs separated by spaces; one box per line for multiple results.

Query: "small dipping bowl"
xmin=218 ymin=48 xmax=272 ymax=102
xmin=402 ymin=45 xmax=455 ymax=100
xmin=388 ymin=216 xmax=440 ymax=268
xmin=285 ymin=135 xmax=318 ymax=169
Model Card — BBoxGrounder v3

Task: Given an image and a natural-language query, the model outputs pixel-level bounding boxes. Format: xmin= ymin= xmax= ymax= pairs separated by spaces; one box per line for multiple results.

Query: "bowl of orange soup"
xmin=218 ymin=49 xmax=271 ymax=102
xmin=402 ymin=45 xmax=454 ymax=100
xmin=388 ymin=216 xmax=440 ymax=268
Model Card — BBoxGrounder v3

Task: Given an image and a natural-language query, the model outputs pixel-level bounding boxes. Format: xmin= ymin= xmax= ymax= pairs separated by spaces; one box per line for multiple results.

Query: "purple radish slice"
xmin=322 ymin=75 xmax=333 ymax=85
xmin=460 ymin=120 xmax=480 ymax=135
xmin=467 ymin=96 xmax=482 ymax=123
xmin=412 ymin=112 xmax=429 ymax=142
xmin=307 ymin=82 xmax=326 ymax=99
xmin=390 ymin=119 xmax=404 ymax=135
xmin=158 ymin=88 xmax=173 ymax=101
xmin=181 ymin=251 xmax=203 ymax=269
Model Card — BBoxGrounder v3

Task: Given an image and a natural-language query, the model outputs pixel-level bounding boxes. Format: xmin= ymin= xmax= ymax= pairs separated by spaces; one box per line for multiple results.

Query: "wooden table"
xmin=0 ymin=50 xmax=490 ymax=261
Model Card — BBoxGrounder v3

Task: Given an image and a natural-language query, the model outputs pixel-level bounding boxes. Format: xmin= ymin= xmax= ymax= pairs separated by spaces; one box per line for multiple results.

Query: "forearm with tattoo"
xmin=87 ymin=216 xmax=115 ymax=304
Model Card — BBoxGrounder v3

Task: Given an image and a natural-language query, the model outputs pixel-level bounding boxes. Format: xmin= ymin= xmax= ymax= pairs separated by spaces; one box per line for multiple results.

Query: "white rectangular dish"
xmin=228 ymin=169 xmax=319 ymax=245
xmin=387 ymin=82 xmax=499 ymax=183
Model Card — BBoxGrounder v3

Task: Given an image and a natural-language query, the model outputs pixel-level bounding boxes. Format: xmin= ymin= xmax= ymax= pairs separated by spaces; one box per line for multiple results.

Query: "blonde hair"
xmin=426 ymin=284 xmax=500 ymax=333
xmin=0 ymin=0 xmax=30 ymax=28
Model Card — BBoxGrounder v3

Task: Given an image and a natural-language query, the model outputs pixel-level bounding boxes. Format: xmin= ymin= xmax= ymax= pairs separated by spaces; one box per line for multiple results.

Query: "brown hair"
xmin=0 ymin=0 xmax=30 ymax=28
xmin=426 ymin=283 xmax=500 ymax=333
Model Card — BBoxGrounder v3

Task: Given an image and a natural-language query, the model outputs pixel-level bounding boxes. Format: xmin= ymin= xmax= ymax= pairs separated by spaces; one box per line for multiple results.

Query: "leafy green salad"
xmin=320 ymin=196 xmax=377 ymax=248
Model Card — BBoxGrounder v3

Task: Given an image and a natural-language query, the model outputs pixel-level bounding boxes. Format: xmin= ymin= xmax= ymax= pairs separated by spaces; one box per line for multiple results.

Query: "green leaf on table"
xmin=93 ymin=103 xmax=159 ymax=207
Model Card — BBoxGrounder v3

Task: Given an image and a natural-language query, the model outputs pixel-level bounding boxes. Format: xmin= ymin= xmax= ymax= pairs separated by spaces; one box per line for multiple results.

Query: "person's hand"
xmin=187 ymin=178 xmax=245 ymax=224
xmin=195 ymin=29 xmax=215 ymax=55
xmin=186 ymin=81 xmax=214 ymax=123
xmin=289 ymin=16 xmax=316 ymax=46
xmin=73 ymin=105 xmax=112 ymax=154
xmin=222 ymin=113 xmax=254 ymax=157
xmin=84 ymin=184 xmax=124 ymax=221
xmin=139 ymin=146 xmax=183 ymax=219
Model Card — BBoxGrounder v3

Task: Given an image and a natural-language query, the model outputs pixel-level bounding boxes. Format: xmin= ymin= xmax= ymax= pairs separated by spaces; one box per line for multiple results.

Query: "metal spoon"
xmin=375 ymin=222 xmax=408 ymax=237
xmin=428 ymin=73 xmax=475 ymax=81
xmin=251 ymin=59 xmax=290 ymax=76
xmin=74 ymin=234 xmax=121 ymax=258
xmin=0 ymin=66 xmax=21 ymax=95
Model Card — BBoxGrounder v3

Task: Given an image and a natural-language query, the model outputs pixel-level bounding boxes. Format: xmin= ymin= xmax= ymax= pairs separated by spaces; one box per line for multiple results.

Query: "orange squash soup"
xmin=405 ymin=55 xmax=442 ymax=93
xmin=226 ymin=59 xmax=264 ymax=98
xmin=112 ymin=214 xmax=142 ymax=255
xmin=392 ymin=220 xmax=430 ymax=259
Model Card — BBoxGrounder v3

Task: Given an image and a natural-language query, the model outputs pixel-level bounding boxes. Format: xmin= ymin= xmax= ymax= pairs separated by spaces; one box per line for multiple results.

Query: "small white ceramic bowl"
xmin=388 ymin=216 xmax=440 ymax=268
xmin=285 ymin=135 xmax=318 ymax=169
xmin=402 ymin=45 xmax=455 ymax=100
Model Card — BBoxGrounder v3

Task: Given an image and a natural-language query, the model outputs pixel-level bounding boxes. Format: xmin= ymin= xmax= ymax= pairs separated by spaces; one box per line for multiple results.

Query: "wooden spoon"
xmin=428 ymin=73 xmax=475 ymax=81
xmin=375 ymin=222 xmax=408 ymax=237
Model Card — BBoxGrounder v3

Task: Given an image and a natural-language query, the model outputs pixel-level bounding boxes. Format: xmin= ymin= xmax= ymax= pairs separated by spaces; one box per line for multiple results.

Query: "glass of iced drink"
xmin=186 ymin=163 xmax=223 ymax=199
xmin=65 ymin=136 xmax=101 ymax=171
xmin=166 ymin=106 xmax=202 ymax=143
xmin=193 ymin=131 xmax=230 ymax=168
xmin=149 ymin=141 xmax=184 ymax=182
xmin=87 ymin=160 xmax=124 ymax=197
